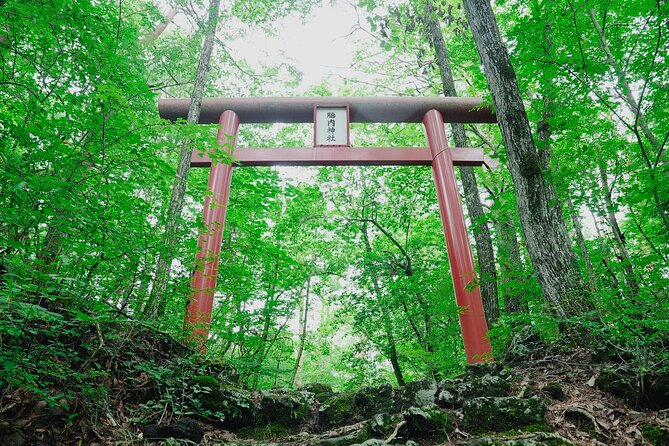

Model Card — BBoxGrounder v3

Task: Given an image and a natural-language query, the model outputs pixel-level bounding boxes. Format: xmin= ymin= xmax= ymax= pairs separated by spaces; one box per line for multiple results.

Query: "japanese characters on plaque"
xmin=314 ymin=106 xmax=350 ymax=147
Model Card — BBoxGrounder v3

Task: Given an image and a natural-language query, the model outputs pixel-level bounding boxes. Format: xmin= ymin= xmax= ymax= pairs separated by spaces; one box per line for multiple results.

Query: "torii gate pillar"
xmin=424 ymin=109 xmax=491 ymax=363
xmin=184 ymin=110 xmax=239 ymax=347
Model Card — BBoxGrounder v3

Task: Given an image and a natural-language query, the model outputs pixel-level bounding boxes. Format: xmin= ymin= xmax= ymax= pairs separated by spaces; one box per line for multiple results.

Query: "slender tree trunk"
xmin=462 ymin=0 xmax=592 ymax=317
xmin=291 ymin=276 xmax=310 ymax=388
xmin=424 ymin=0 xmax=499 ymax=327
xmin=249 ymin=261 xmax=281 ymax=387
xmin=590 ymin=208 xmax=622 ymax=292
xmin=146 ymin=0 xmax=222 ymax=317
xmin=596 ymin=154 xmax=640 ymax=298
xmin=588 ymin=9 xmax=662 ymax=157
xmin=398 ymin=296 xmax=425 ymax=346
xmin=36 ymin=223 xmax=63 ymax=278
xmin=353 ymin=216 xmax=434 ymax=373
xmin=565 ymin=195 xmax=596 ymax=292
xmin=493 ymin=216 xmax=528 ymax=313
xmin=142 ymin=7 xmax=178 ymax=44
xmin=384 ymin=317 xmax=405 ymax=386
xmin=416 ymin=293 xmax=435 ymax=355
xmin=536 ymin=95 xmax=597 ymax=293
xmin=589 ymin=9 xmax=669 ymax=232
xmin=361 ymin=221 xmax=405 ymax=386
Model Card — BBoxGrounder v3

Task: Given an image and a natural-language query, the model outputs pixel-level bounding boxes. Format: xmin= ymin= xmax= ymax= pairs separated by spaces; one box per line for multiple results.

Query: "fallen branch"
xmin=384 ymin=420 xmax=406 ymax=444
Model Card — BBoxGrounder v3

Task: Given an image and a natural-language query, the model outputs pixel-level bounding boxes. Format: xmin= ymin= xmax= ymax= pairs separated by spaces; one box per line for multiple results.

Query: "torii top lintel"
xmin=158 ymin=96 xmax=496 ymax=124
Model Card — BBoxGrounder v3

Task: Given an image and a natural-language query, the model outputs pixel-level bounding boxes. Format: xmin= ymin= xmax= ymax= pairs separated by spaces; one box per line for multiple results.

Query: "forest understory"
xmin=1 ymin=305 xmax=668 ymax=446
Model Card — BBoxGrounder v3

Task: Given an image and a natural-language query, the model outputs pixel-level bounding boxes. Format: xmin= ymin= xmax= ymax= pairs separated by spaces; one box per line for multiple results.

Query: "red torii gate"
xmin=159 ymin=96 xmax=495 ymax=364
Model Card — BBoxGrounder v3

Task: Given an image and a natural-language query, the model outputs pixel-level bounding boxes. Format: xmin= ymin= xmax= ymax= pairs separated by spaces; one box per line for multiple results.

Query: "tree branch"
xmin=349 ymin=217 xmax=412 ymax=276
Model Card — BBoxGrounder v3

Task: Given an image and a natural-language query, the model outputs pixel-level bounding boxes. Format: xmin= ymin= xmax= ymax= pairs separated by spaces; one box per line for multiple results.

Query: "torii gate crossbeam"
xmin=158 ymin=96 xmax=494 ymax=364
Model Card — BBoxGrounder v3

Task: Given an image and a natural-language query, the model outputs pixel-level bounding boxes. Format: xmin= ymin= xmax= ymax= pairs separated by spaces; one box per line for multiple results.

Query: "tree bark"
xmin=596 ymin=153 xmax=640 ymax=298
xmin=142 ymin=7 xmax=178 ymax=44
xmin=424 ymin=0 xmax=499 ymax=327
xmin=291 ymin=276 xmax=310 ymax=388
xmin=361 ymin=221 xmax=405 ymax=387
xmin=493 ymin=216 xmax=527 ymax=313
xmin=462 ymin=0 xmax=592 ymax=317
xmin=590 ymin=208 xmax=622 ymax=292
xmin=146 ymin=0 xmax=222 ymax=317
xmin=536 ymin=95 xmax=597 ymax=293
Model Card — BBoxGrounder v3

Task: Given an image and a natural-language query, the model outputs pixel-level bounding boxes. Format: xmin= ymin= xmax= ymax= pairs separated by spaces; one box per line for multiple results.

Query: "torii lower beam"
xmin=191 ymin=146 xmax=490 ymax=167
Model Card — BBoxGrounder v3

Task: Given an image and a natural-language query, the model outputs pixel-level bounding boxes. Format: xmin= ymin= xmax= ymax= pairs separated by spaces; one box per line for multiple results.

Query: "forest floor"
xmin=1 ymin=309 xmax=668 ymax=446
xmin=477 ymin=348 xmax=668 ymax=446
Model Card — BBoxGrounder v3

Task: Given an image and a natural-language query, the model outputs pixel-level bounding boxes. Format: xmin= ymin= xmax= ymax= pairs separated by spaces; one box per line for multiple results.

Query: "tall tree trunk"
xmin=36 ymin=222 xmax=63 ymax=280
xmin=462 ymin=0 xmax=592 ymax=317
xmin=536 ymin=94 xmax=597 ymax=293
xmin=249 ymin=261 xmax=280 ymax=387
xmin=424 ymin=0 xmax=499 ymax=327
xmin=361 ymin=221 xmax=405 ymax=387
xmin=146 ymin=0 xmax=222 ymax=317
xmin=590 ymin=208 xmax=623 ymax=292
xmin=589 ymin=9 xmax=669 ymax=232
xmin=565 ymin=195 xmax=596 ymax=292
xmin=596 ymin=153 xmax=640 ymax=298
xmin=588 ymin=9 xmax=663 ymax=158
xmin=493 ymin=216 xmax=528 ymax=313
xmin=142 ymin=7 xmax=178 ymax=44
xmin=291 ymin=276 xmax=310 ymax=388
xmin=468 ymin=129 xmax=528 ymax=314
xmin=535 ymin=96 xmax=560 ymax=210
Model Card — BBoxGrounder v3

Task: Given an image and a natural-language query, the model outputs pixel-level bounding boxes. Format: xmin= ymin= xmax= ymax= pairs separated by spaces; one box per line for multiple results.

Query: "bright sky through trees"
xmin=228 ymin=4 xmax=361 ymax=90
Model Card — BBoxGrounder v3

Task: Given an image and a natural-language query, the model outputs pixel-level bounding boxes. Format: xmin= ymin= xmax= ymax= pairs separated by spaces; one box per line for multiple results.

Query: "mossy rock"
xmin=191 ymin=375 xmax=222 ymax=410
xmin=354 ymin=382 xmax=393 ymax=417
xmin=436 ymin=378 xmax=465 ymax=408
xmin=366 ymin=413 xmax=399 ymax=437
xmin=465 ymin=362 xmax=509 ymax=379
xmin=595 ymin=369 xmax=637 ymax=405
xmin=402 ymin=406 xmax=453 ymax=438
xmin=462 ymin=397 xmax=547 ymax=434
xmin=503 ymin=330 xmax=547 ymax=363
xmin=314 ymin=429 xmax=369 ymax=446
xmin=301 ymin=383 xmax=335 ymax=402
xmin=395 ymin=378 xmax=437 ymax=410
xmin=642 ymin=424 xmax=669 ymax=446
xmin=259 ymin=389 xmax=313 ymax=427
xmin=143 ymin=417 xmax=204 ymax=443
xmin=319 ymin=392 xmax=357 ymax=429
xmin=466 ymin=374 xmax=511 ymax=399
xmin=191 ymin=375 xmax=255 ymax=428
xmin=351 ymin=440 xmax=385 ymax=446
xmin=436 ymin=373 xmax=509 ymax=409
xmin=200 ymin=359 xmax=241 ymax=384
